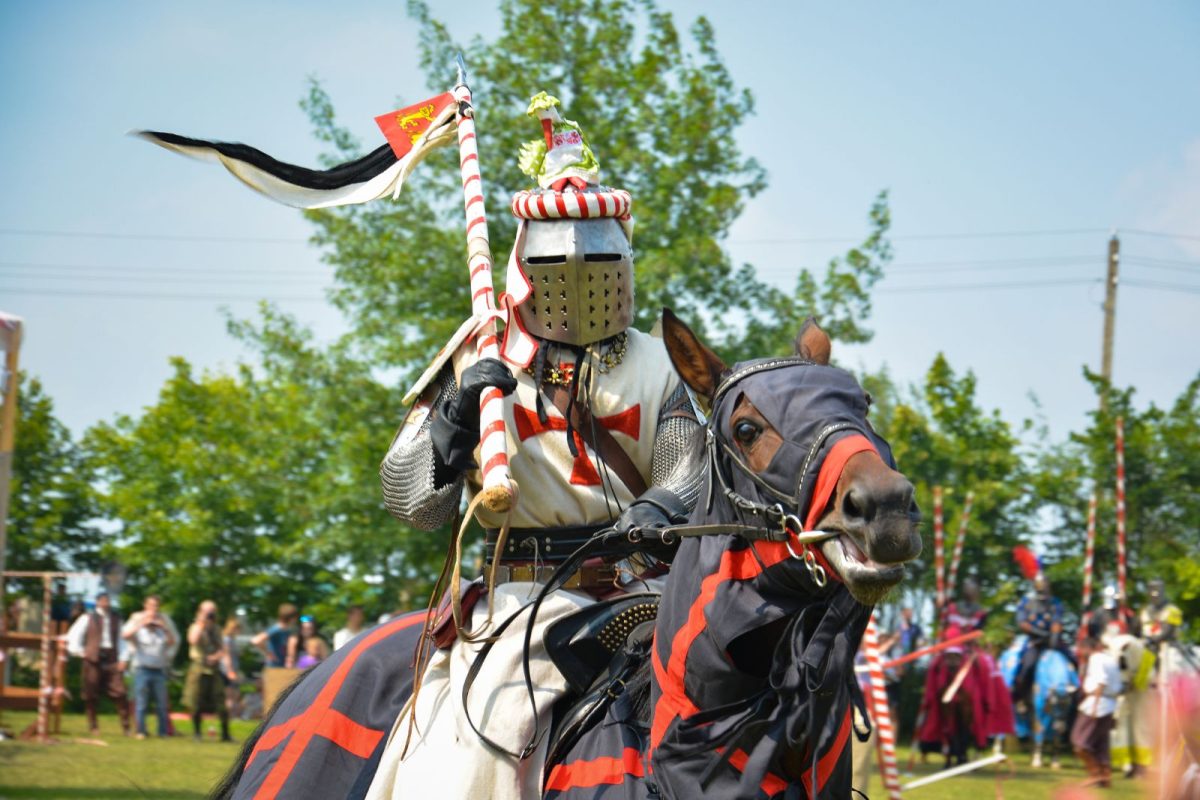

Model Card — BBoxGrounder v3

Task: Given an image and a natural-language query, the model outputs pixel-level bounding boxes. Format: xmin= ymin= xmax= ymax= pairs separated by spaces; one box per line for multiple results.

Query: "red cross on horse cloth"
xmin=511 ymin=401 xmax=640 ymax=486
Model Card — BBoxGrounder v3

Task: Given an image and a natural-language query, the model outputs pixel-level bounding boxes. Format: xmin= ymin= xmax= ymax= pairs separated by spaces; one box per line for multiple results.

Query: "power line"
xmin=0 ymin=260 xmax=325 ymax=277
xmin=876 ymin=278 xmax=1098 ymax=295
xmin=1123 ymin=279 xmax=1200 ymax=295
xmin=1123 ymin=254 xmax=1200 ymax=269
xmin=0 ymin=227 xmax=310 ymax=245
xmin=2 ymin=223 xmax=1196 ymax=247
xmin=1123 ymin=261 xmax=1200 ymax=275
xmin=732 ymin=228 xmax=1109 ymax=245
xmin=1 ymin=270 xmax=329 ymax=286
xmin=1 ymin=288 xmax=327 ymax=303
xmin=1120 ymin=228 xmax=1200 ymax=243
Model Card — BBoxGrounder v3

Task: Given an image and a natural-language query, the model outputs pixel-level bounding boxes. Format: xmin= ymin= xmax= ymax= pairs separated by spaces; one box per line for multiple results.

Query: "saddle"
xmin=544 ymin=593 xmax=660 ymax=774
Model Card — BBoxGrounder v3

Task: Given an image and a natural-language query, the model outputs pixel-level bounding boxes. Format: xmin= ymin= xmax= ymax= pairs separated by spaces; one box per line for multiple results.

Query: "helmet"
xmin=515 ymin=211 xmax=634 ymax=346
xmin=507 ymin=93 xmax=636 ymax=349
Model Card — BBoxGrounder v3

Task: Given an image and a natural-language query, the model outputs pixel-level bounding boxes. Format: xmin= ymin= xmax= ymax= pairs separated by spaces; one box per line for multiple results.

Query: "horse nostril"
xmin=842 ymin=488 xmax=874 ymax=522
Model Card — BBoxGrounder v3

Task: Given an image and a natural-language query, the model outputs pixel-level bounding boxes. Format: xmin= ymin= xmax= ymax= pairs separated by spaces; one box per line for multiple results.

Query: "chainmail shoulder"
xmin=380 ymin=368 xmax=464 ymax=531
xmin=651 ymin=383 xmax=704 ymax=511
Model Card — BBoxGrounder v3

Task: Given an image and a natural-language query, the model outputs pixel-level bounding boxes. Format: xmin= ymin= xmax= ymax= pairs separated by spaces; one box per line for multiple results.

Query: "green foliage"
xmin=1033 ymin=369 xmax=1200 ymax=631
xmin=303 ymin=0 xmax=888 ymax=374
xmin=866 ymin=354 xmax=1030 ymax=623
xmin=84 ymin=310 xmax=447 ymax=624
xmin=6 ymin=375 xmax=99 ymax=572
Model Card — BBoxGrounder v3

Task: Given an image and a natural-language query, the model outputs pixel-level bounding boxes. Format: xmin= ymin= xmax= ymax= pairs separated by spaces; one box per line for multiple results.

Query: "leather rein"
xmin=462 ymin=357 xmax=857 ymax=761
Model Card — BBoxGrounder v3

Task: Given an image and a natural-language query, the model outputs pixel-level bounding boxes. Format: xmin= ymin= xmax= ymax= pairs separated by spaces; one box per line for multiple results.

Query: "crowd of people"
xmin=59 ymin=594 xmax=369 ymax=741
xmin=854 ymin=570 xmax=1193 ymax=792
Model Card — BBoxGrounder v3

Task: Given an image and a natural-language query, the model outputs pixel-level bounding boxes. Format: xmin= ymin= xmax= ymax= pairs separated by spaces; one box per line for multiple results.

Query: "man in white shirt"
xmin=122 ymin=595 xmax=178 ymax=738
xmin=332 ymin=605 xmax=366 ymax=651
xmin=65 ymin=593 xmax=130 ymax=735
xmin=1070 ymin=634 xmax=1122 ymax=787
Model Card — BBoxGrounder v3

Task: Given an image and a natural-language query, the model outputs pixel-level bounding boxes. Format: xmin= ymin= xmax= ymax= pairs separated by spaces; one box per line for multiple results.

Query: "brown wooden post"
xmin=0 ymin=314 xmax=24 ymax=635
xmin=36 ymin=574 xmax=51 ymax=740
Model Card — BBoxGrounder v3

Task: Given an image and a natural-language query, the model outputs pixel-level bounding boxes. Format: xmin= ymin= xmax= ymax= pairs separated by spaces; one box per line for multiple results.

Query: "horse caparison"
xmin=216 ymin=309 xmax=922 ymax=800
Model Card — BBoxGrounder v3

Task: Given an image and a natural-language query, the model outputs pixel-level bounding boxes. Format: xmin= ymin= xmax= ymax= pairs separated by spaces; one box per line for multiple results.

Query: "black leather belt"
xmin=485 ymin=524 xmax=609 ymax=563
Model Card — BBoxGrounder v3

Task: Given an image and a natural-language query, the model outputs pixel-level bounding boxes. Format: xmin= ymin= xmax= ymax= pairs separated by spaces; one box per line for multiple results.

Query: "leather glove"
xmin=613 ymin=486 xmax=689 ymax=560
xmin=430 ymin=359 xmax=518 ymax=476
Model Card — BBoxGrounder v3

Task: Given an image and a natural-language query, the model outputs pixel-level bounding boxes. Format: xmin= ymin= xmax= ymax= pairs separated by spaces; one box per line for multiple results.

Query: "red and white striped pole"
xmin=934 ymin=486 xmax=945 ymax=612
xmin=453 ymin=64 xmax=513 ymax=513
xmin=863 ymin=615 xmax=903 ymax=800
xmin=946 ymin=490 xmax=974 ymax=600
xmin=1082 ymin=492 xmax=1097 ymax=609
xmin=1115 ymin=417 xmax=1126 ymax=601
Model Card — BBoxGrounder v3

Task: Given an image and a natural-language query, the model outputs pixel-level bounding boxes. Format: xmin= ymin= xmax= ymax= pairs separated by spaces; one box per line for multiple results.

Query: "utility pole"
xmin=1100 ymin=234 xmax=1120 ymax=403
xmin=0 ymin=313 xmax=23 ymax=635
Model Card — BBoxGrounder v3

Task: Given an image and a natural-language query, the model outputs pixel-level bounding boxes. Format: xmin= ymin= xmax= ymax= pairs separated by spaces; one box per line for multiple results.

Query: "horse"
xmin=214 ymin=310 xmax=923 ymax=799
xmin=999 ymin=634 xmax=1078 ymax=768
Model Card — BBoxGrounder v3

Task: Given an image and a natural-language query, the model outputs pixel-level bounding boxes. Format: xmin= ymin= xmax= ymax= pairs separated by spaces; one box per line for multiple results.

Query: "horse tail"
xmin=208 ymin=667 xmax=314 ymax=800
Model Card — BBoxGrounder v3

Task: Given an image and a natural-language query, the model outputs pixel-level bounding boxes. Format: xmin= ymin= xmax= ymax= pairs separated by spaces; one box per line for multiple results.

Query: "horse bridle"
xmin=665 ymin=356 xmax=877 ymax=588
xmin=462 ymin=357 xmax=867 ymax=760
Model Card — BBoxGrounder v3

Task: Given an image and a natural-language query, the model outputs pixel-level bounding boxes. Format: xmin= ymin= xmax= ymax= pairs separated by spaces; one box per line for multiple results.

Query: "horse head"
xmin=661 ymin=309 xmax=922 ymax=604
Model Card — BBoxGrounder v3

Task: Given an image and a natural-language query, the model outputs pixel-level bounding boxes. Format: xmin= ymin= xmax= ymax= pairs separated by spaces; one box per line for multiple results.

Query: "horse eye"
xmin=733 ymin=421 xmax=760 ymax=445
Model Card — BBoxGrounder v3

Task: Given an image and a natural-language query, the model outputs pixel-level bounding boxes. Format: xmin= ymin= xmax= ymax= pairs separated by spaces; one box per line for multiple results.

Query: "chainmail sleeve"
xmin=380 ymin=368 xmax=464 ymax=531
xmin=650 ymin=384 xmax=704 ymax=511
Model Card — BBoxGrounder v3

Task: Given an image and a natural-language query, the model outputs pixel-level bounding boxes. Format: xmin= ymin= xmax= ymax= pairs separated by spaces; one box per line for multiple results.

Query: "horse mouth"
xmin=819 ymin=533 xmax=907 ymax=604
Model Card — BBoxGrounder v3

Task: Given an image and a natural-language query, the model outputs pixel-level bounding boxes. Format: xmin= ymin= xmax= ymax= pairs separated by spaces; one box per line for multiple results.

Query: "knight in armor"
xmin=1111 ymin=578 xmax=1186 ymax=779
xmin=919 ymin=577 xmax=1014 ymax=765
xmin=941 ymin=577 xmax=987 ymax=637
xmin=368 ymin=94 xmax=703 ymax=800
xmin=1012 ymin=573 xmax=1065 ymax=711
xmin=1140 ymin=578 xmax=1182 ymax=656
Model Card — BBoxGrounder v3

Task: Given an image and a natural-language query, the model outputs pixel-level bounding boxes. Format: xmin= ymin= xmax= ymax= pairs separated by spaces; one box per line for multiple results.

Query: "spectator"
xmin=295 ymin=636 xmax=328 ymax=669
xmin=185 ymin=600 xmax=232 ymax=742
xmin=65 ymin=592 xmax=130 ymax=735
xmin=121 ymin=595 xmax=178 ymax=739
xmin=333 ymin=606 xmax=366 ymax=651
xmin=1071 ymin=634 xmax=1121 ymax=787
xmin=222 ymin=618 xmax=244 ymax=719
xmin=881 ymin=606 xmax=924 ymax=714
xmin=286 ymin=615 xmax=326 ymax=669
xmin=251 ymin=603 xmax=297 ymax=668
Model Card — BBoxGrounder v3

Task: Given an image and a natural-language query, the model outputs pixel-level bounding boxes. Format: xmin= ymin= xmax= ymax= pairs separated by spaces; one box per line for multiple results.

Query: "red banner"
xmin=374 ymin=92 xmax=455 ymax=160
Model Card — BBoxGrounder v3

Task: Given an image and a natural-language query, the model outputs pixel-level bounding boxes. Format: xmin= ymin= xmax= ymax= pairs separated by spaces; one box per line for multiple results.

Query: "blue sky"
xmin=1 ymin=1 xmax=1198 ymax=445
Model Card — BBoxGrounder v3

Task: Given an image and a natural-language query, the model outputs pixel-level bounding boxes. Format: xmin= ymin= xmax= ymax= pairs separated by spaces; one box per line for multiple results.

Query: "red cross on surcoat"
xmin=512 ymin=401 xmax=641 ymax=486
xmin=244 ymin=612 xmax=427 ymax=799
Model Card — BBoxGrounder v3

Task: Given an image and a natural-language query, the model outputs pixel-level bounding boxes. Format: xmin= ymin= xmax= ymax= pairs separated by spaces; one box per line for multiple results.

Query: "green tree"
xmin=81 ymin=0 xmax=897 ymax=623
xmin=867 ymin=354 xmax=1031 ymax=639
xmin=303 ymin=0 xmax=890 ymax=376
xmin=1033 ymin=370 xmax=1200 ymax=635
xmin=85 ymin=312 xmax=447 ymax=624
xmin=6 ymin=376 xmax=99 ymax=572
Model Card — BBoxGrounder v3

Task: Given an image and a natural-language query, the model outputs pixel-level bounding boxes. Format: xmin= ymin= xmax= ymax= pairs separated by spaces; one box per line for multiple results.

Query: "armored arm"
xmin=650 ymin=384 xmax=705 ymax=509
xmin=614 ymin=384 xmax=704 ymax=540
xmin=380 ymin=368 xmax=467 ymax=531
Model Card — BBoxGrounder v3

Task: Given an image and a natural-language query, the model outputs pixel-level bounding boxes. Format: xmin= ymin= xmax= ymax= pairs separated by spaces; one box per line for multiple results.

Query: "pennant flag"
xmin=134 ymin=92 xmax=457 ymax=209
xmin=375 ymin=92 xmax=455 ymax=160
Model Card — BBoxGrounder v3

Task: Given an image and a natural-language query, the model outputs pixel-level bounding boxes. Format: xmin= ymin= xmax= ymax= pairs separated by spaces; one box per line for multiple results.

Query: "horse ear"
xmin=794 ymin=316 xmax=831 ymax=365
xmin=661 ymin=307 xmax=726 ymax=402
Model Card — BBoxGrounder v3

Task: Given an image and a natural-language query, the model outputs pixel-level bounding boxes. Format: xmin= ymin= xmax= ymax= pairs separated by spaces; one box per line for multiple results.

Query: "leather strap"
xmin=488 ymin=562 xmax=619 ymax=591
xmin=546 ymin=384 xmax=648 ymax=497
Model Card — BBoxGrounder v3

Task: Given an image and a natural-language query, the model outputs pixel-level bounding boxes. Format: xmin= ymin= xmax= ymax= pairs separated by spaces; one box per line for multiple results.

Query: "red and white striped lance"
xmin=863 ymin=615 xmax=903 ymax=800
xmin=934 ymin=486 xmax=945 ymax=610
xmin=1083 ymin=492 xmax=1097 ymax=609
xmin=453 ymin=81 xmax=513 ymax=513
xmin=946 ymin=490 xmax=974 ymax=600
xmin=1115 ymin=417 xmax=1127 ymax=600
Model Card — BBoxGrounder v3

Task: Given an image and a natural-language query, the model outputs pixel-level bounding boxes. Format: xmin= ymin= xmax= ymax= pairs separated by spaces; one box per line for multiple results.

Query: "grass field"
xmin=0 ymin=711 xmax=1150 ymax=799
